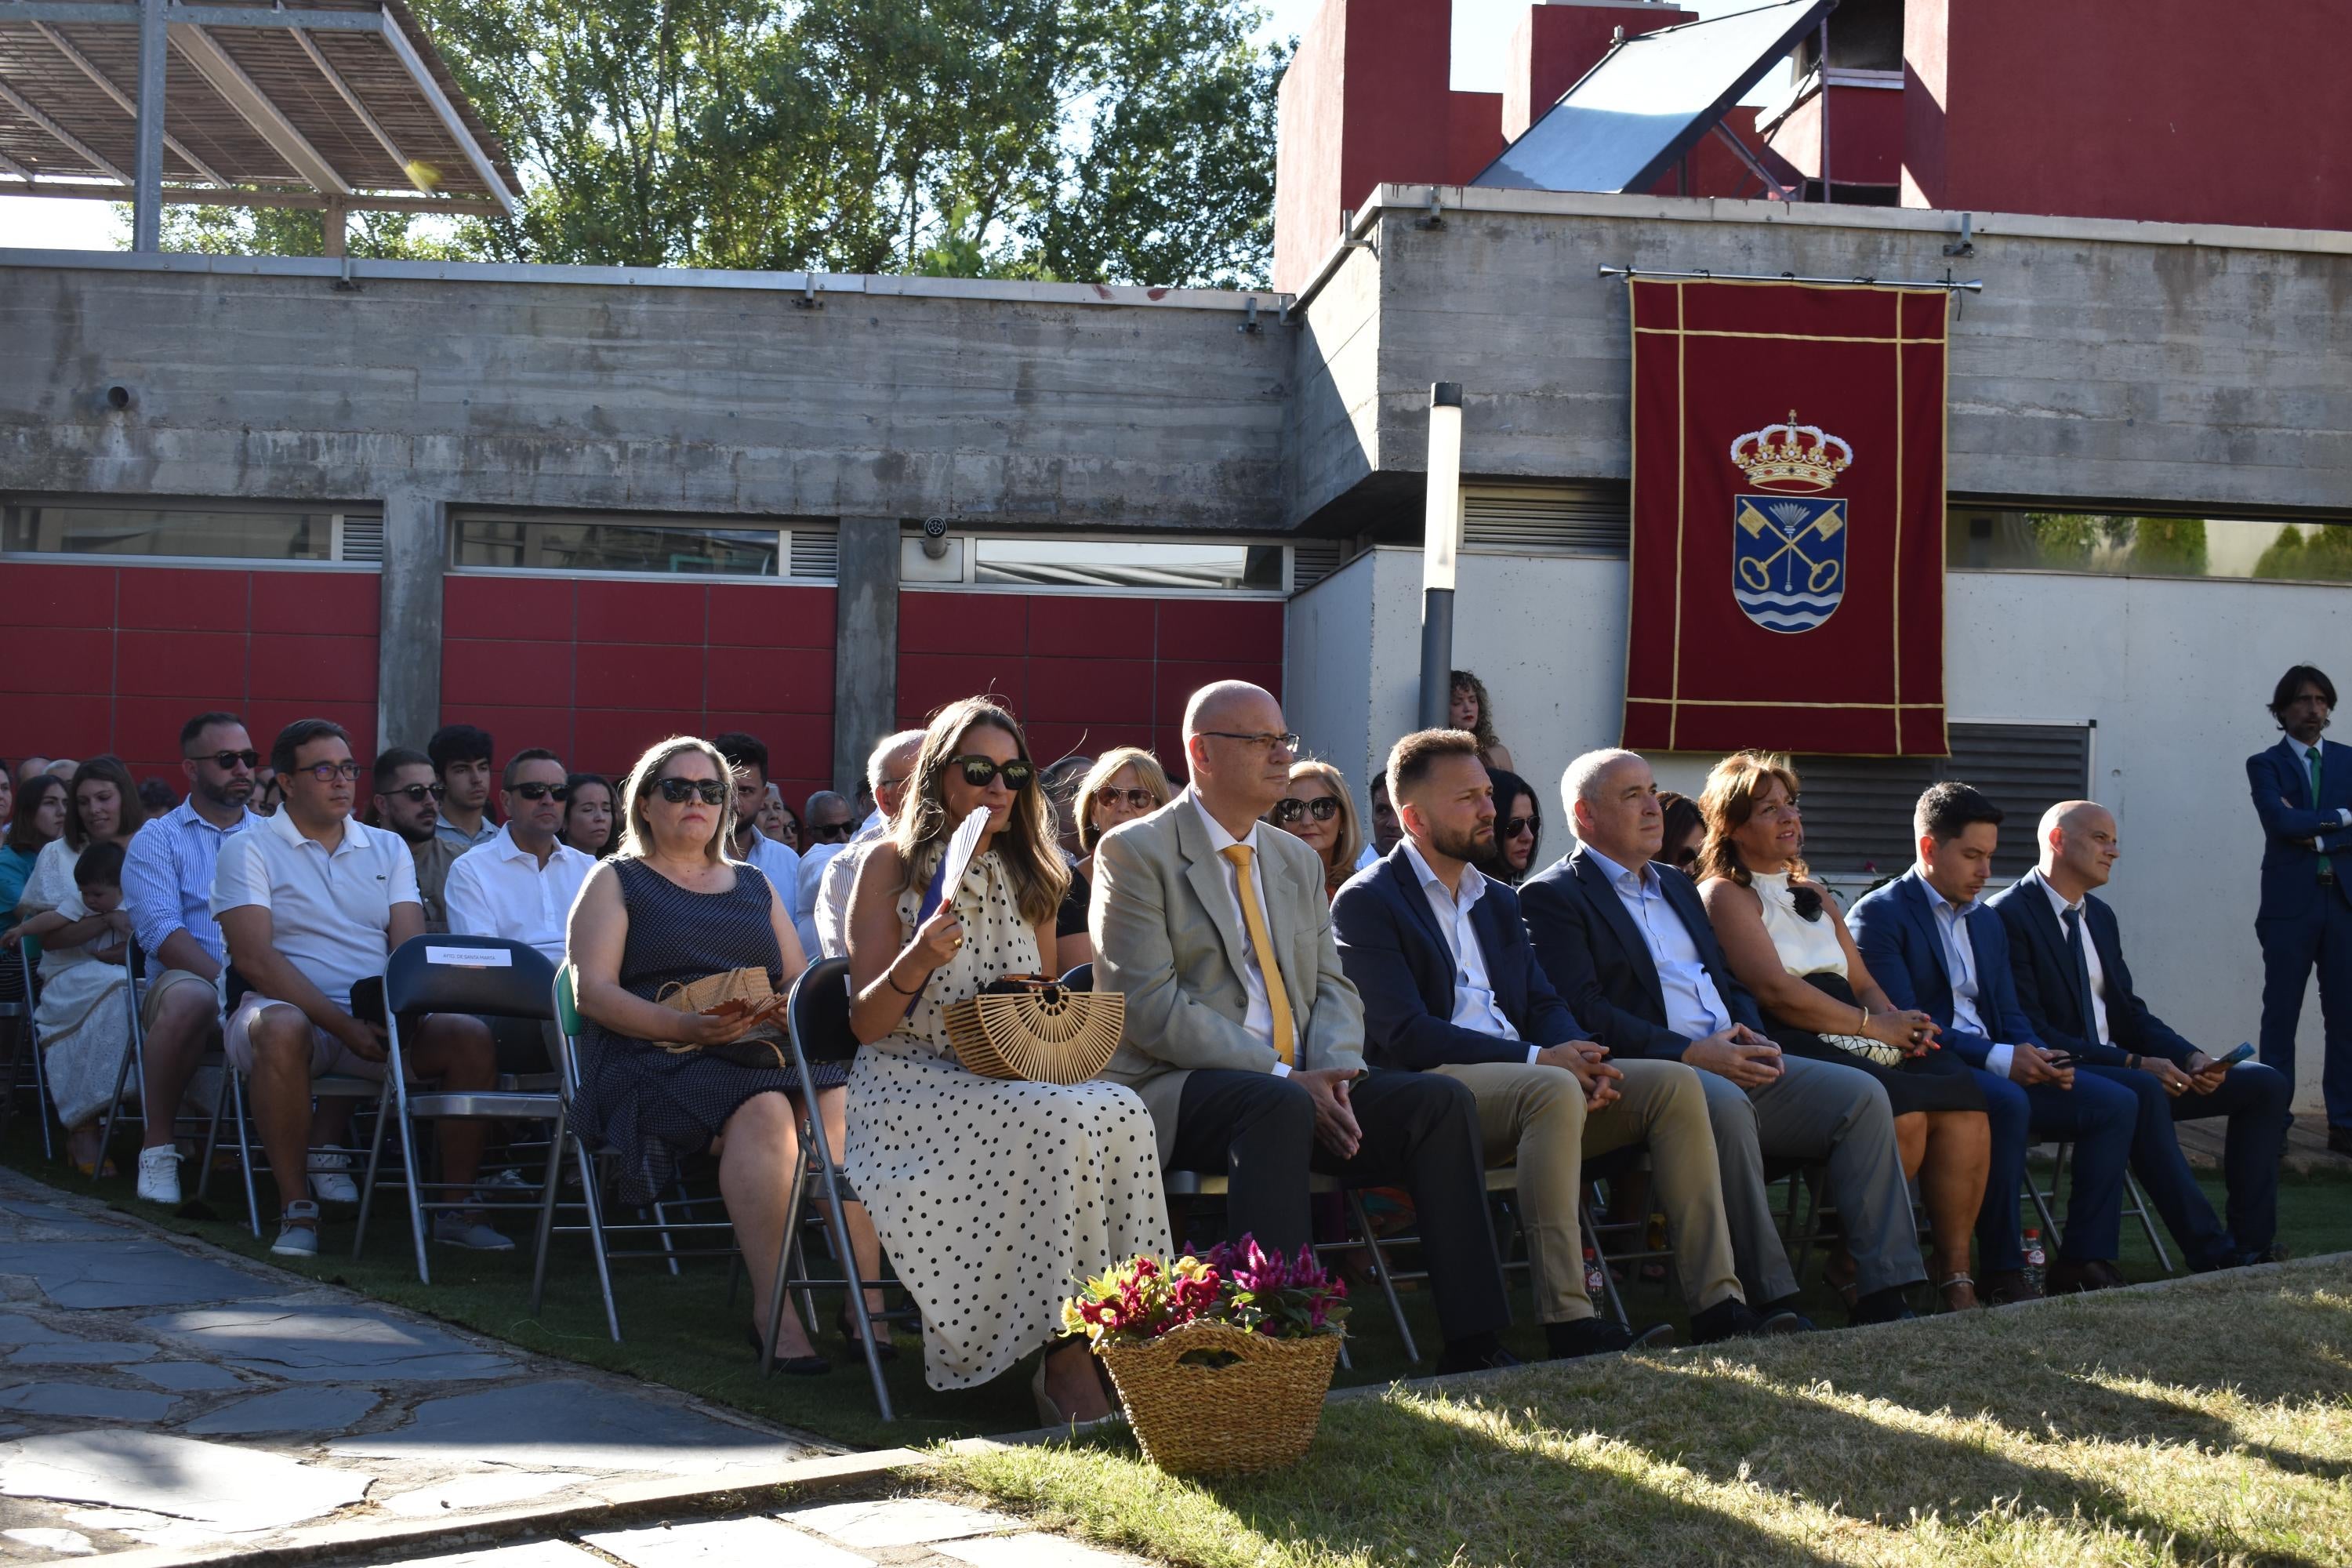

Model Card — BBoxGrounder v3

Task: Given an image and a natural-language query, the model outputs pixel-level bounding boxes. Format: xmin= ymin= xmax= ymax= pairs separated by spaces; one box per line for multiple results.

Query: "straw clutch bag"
xmin=942 ymin=976 xmax=1124 ymax=1083
xmin=653 ymin=966 xmax=790 ymax=1069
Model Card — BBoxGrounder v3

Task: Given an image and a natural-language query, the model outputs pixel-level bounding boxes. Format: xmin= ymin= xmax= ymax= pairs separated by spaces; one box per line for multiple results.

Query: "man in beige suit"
xmin=1092 ymin=681 xmax=1517 ymax=1374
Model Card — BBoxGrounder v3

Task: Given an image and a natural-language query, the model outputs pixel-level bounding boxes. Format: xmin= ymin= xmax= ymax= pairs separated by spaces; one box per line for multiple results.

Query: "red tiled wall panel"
xmin=895 ymin=592 xmax=1284 ymax=777
xmin=0 ymin=562 xmax=379 ymax=788
xmin=440 ymin=575 xmax=838 ymax=808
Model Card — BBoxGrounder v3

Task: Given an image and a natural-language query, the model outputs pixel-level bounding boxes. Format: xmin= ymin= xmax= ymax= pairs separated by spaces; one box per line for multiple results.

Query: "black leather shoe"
xmin=1436 ymin=1336 xmax=1524 ymax=1375
xmin=1979 ymin=1269 xmax=2042 ymax=1305
xmin=2238 ymin=1245 xmax=2290 ymax=1265
xmin=1544 ymin=1317 xmax=1673 ymax=1359
xmin=2328 ymin=1127 xmax=2352 ymax=1157
xmin=1752 ymin=1295 xmax=1815 ymax=1334
xmin=2047 ymin=1258 xmax=2127 ymax=1294
xmin=1688 ymin=1298 xmax=1763 ymax=1344
xmin=1849 ymin=1285 xmax=1917 ymax=1326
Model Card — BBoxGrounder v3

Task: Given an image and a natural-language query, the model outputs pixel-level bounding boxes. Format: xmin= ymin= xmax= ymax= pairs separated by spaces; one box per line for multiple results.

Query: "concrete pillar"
xmin=377 ymin=488 xmax=447 ymax=753
xmin=831 ymin=516 xmax=900 ymax=796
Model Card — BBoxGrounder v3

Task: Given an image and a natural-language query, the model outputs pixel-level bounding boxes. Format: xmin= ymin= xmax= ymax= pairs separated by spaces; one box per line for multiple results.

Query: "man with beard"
xmin=121 ymin=712 xmax=265 ymax=1204
xmin=372 ymin=748 xmax=460 ymax=934
xmin=1331 ymin=728 xmax=1755 ymax=1358
xmin=2248 ymin=664 xmax=2352 ymax=1151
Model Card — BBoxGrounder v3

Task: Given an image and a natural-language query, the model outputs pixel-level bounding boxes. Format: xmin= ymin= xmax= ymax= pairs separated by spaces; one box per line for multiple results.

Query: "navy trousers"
xmin=1972 ymin=1065 xmax=2136 ymax=1269
xmin=2257 ymin=894 xmax=2352 ymax=1130
xmin=2093 ymin=1062 xmax=2290 ymax=1258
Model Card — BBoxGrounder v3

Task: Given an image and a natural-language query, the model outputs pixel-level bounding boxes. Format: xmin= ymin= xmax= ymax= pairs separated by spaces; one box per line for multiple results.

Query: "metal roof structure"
xmin=0 ymin=0 xmax=521 ymax=249
xmin=1473 ymin=0 xmax=1831 ymax=198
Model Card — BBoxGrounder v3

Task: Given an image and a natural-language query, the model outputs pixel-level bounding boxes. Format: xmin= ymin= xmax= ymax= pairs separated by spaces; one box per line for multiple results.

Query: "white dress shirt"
xmin=1189 ymin=790 xmax=1291 ymax=1071
xmin=794 ymin=839 xmax=847 ymax=959
xmin=1919 ymin=871 xmax=2010 ymax=1079
xmin=212 ymin=809 xmax=419 ymax=1010
xmin=2038 ymin=874 xmax=2112 ymax=1047
xmin=1583 ymin=846 xmax=1730 ymax=1043
xmin=814 ymin=822 xmax=885 ymax=959
xmin=1400 ymin=840 xmax=1529 ymax=1059
xmin=443 ymin=824 xmax=595 ymax=965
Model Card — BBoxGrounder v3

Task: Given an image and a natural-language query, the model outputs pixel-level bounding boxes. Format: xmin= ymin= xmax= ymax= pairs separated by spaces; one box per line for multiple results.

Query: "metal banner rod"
xmin=131 ymin=0 xmax=165 ymax=249
xmin=1600 ymin=264 xmax=1984 ymax=292
xmin=1418 ymin=381 xmax=1465 ymax=733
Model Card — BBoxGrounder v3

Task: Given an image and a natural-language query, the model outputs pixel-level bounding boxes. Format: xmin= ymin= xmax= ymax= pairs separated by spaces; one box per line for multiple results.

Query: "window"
xmin=1948 ymin=508 xmax=2352 ymax=583
xmin=452 ymin=514 xmax=836 ymax=579
xmin=2 ymin=500 xmax=376 ymax=563
xmin=1791 ymin=722 xmax=2092 ymax=880
xmin=969 ymin=538 xmax=1285 ymax=592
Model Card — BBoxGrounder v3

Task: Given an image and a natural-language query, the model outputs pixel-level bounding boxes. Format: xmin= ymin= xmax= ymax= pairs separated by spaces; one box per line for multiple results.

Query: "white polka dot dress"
xmin=844 ymin=848 xmax=1171 ymax=1392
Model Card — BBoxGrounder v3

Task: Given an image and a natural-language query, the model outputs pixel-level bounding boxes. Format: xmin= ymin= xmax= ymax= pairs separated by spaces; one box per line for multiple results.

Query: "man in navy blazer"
xmin=2249 ymin=664 xmax=2352 ymax=1151
xmin=1848 ymin=783 xmax=2136 ymax=1302
xmin=1333 ymin=731 xmax=1755 ymax=1358
xmin=1991 ymin=801 xmax=2290 ymax=1266
xmin=1520 ymin=748 xmax=1923 ymax=1327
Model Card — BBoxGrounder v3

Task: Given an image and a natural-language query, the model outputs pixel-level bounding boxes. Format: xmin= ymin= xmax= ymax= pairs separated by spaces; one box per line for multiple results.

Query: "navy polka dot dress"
xmin=575 ymin=858 xmax=843 ymax=1207
xmin=844 ymin=847 xmax=1170 ymax=1391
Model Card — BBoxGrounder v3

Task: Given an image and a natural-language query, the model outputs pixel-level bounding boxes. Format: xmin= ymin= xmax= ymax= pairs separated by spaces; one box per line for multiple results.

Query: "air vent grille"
xmin=788 ymin=525 xmax=840 ymax=580
xmin=1291 ymin=539 xmax=1346 ymax=590
xmin=1462 ymin=487 xmax=1629 ymax=555
xmin=333 ymin=514 xmax=385 ymax=564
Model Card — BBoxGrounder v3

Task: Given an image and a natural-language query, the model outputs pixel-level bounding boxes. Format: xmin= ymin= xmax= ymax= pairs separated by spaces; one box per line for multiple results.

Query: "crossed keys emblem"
xmin=1736 ymin=496 xmax=1846 ymax=595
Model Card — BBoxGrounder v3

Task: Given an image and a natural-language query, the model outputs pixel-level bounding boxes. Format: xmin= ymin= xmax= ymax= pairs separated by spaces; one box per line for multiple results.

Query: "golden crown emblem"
xmin=1728 ymin=410 xmax=1854 ymax=492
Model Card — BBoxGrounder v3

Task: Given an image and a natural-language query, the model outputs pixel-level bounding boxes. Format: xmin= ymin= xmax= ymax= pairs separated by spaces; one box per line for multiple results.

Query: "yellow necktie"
xmin=1220 ymin=843 xmax=1296 ymax=1065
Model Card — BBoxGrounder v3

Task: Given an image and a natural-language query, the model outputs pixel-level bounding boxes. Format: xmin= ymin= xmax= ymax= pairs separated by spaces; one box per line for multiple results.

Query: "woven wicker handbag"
xmin=941 ymin=976 xmax=1124 ymax=1083
xmin=1096 ymin=1321 xmax=1341 ymax=1474
xmin=652 ymin=966 xmax=790 ymax=1069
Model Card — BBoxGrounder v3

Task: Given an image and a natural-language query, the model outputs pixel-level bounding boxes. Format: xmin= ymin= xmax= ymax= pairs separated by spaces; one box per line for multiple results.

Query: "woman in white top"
xmin=1696 ymin=751 xmax=1989 ymax=1312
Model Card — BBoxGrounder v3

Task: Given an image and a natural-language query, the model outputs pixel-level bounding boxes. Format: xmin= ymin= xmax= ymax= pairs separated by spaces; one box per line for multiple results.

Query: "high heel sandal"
xmin=837 ymin=1305 xmax=898 ymax=1363
xmin=1031 ymin=1348 xmax=1123 ymax=1435
xmin=1936 ymin=1274 xmax=1980 ymax=1312
xmin=746 ymin=1325 xmax=832 ymax=1376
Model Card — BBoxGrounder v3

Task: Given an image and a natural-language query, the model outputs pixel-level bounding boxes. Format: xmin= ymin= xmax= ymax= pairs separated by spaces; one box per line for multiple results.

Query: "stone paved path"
xmin=0 ymin=1167 xmax=830 ymax=1559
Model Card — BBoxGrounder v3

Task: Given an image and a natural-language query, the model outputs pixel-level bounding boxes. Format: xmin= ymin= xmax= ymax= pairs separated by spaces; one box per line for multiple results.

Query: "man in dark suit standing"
xmin=1991 ymin=801 xmax=2290 ymax=1266
xmin=2249 ymin=664 xmax=2352 ymax=1152
xmin=1333 ymin=730 xmax=1758 ymax=1358
xmin=1520 ymin=749 xmax=1922 ymax=1326
xmin=1849 ymin=784 xmax=2136 ymax=1302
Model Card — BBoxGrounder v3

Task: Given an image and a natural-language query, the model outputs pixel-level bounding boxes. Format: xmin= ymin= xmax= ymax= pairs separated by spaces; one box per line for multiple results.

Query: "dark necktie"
xmin=2062 ymin=904 xmax=2099 ymax=1045
xmin=2312 ymin=746 xmax=2334 ymax=884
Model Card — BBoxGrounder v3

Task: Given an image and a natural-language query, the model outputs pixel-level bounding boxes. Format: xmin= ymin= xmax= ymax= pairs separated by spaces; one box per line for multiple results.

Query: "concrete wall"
xmin=1282 ymin=543 xmax=2352 ymax=1112
xmin=1293 ymin=187 xmax=2352 ymax=529
xmin=0 ymin=255 xmax=1289 ymax=533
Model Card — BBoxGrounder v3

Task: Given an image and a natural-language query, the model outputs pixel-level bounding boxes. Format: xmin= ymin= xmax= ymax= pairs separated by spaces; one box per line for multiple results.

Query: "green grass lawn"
xmin=938 ymin=1257 xmax=2352 ymax=1566
xmin=6 ymin=1114 xmax=2349 ymax=1457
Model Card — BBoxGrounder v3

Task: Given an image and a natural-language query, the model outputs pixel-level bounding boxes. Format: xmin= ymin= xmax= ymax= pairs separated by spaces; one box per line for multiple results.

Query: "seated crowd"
xmin=0 ymin=670 xmax=2292 ymax=1420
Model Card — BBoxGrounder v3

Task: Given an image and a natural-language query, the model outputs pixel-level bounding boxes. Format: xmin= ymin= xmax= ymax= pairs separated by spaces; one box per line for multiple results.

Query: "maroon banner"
xmin=1620 ymin=279 xmax=1950 ymax=757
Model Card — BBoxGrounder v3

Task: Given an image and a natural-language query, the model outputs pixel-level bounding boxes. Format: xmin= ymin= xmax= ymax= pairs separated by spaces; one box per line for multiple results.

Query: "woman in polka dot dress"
xmin=845 ymin=697 xmax=1170 ymax=1425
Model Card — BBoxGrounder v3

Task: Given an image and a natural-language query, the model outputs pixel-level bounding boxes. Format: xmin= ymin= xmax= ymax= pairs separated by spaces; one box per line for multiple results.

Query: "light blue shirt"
xmin=1919 ymin=870 xmax=2013 ymax=1078
xmin=435 ymin=817 xmax=503 ymax=851
xmin=122 ymin=799 xmax=264 ymax=967
xmin=1584 ymin=845 xmax=1730 ymax=1044
xmin=1401 ymin=840 xmax=1523 ymax=1051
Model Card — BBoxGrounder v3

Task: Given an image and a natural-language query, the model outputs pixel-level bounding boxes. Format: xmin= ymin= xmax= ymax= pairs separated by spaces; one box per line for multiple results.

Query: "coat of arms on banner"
xmin=1730 ymin=411 xmax=1853 ymax=634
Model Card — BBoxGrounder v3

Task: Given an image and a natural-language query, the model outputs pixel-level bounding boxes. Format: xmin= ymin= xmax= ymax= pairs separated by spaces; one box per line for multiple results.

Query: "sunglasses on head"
xmin=950 ymin=756 xmax=1034 ymax=792
xmin=1498 ymin=815 xmax=1537 ymax=838
xmin=384 ymin=782 xmax=446 ymax=804
xmin=652 ymin=777 xmax=728 ymax=805
xmin=1272 ymin=796 xmax=1341 ymax=825
xmin=511 ymin=782 xmax=568 ymax=802
xmin=1095 ymin=786 xmax=1156 ymax=812
xmin=807 ymin=820 xmax=855 ymax=842
xmin=189 ymin=749 xmax=260 ymax=771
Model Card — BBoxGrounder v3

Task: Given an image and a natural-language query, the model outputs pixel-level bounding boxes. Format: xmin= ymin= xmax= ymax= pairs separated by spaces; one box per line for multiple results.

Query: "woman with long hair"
xmin=1056 ymin=746 xmax=1174 ymax=967
xmin=561 ymin=772 xmax=617 ymax=857
xmin=3 ymin=757 xmax=140 ymax=1172
xmin=1694 ymin=750 xmax=1991 ymax=1312
xmin=568 ymin=735 xmax=882 ymax=1372
xmin=1448 ymin=670 xmax=1516 ymax=772
xmin=844 ymin=697 xmax=1168 ymax=1426
xmin=0 ymin=774 xmax=64 ymax=916
xmin=1266 ymin=758 xmax=1363 ymax=902
xmin=1479 ymin=766 xmax=1543 ymax=886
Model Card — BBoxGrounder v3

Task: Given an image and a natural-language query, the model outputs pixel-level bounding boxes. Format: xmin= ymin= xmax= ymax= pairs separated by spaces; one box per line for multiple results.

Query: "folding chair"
xmin=760 ymin=956 xmax=898 ymax=1420
xmin=96 ymin=940 xmax=234 ymax=1182
xmin=0 ymin=941 xmax=54 ymax=1160
xmin=2029 ymin=1139 xmax=2174 ymax=1274
xmin=361 ymin=933 xmax=561 ymax=1283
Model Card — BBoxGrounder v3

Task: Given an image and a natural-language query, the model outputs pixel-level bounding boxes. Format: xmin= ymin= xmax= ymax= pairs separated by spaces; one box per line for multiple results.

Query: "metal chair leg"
xmin=2125 ymin=1172 xmax=2174 ymax=1272
xmin=528 ymin=1098 xmax=572 ymax=1313
xmin=386 ymin=1024 xmax=431 ymax=1283
xmin=195 ymin=1066 xmax=230 ymax=1200
xmin=1580 ymin=1198 xmax=1631 ymax=1328
xmin=230 ymin=1070 xmax=262 ymax=1238
xmin=353 ymin=1078 xmax=397 ymax=1259
xmin=1346 ymin=1189 xmax=1420 ymax=1365
xmin=576 ymin=1143 xmax=622 ymax=1342
xmin=2027 ymin=1142 xmax=2066 ymax=1250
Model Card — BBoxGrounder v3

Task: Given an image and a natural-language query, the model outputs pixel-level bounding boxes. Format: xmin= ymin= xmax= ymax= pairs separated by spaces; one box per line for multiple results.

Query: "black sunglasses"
xmin=950 ymin=756 xmax=1035 ymax=792
xmin=188 ymin=749 xmax=260 ymax=771
xmin=511 ymin=782 xmax=569 ymax=802
xmin=1272 ymin=796 xmax=1341 ymax=826
xmin=1094 ymin=786 xmax=1156 ymax=812
xmin=1498 ymin=815 xmax=1537 ymax=838
xmin=806 ymin=821 xmax=855 ymax=843
xmin=652 ymin=777 xmax=728 ymax=805
xmin=383 ymin=782 xmax=446 ymax=804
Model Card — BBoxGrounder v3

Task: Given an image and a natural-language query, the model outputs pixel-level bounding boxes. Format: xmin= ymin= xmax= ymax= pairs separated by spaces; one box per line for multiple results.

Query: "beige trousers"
xmin=1436 ymin=1058 xmax=1741 ymax=1323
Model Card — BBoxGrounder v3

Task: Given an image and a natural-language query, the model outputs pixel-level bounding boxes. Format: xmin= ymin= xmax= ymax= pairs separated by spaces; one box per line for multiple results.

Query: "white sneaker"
xmin=308 ymin=1150 xmax=360 ymax=1205
xmin=272 ymin=1200 xmax=321 ymax=1258
xmin=432 ymin=1211 xmax=516 ymax=1251
xmin=135 ymin=1145 xmax=182 ymax=1206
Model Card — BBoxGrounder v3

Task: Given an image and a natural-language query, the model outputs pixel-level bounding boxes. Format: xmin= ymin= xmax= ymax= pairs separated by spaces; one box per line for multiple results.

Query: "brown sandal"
xmin=1937 ymin=1274 xmax=1980 ymax=1312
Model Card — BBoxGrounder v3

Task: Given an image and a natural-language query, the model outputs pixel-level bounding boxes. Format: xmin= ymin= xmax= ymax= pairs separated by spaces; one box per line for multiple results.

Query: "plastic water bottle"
xmin=1584 ymin=1245 xmax=1606 ymax=1300
xmin=2021 ymin=1228 xmax=2046 ymax=1295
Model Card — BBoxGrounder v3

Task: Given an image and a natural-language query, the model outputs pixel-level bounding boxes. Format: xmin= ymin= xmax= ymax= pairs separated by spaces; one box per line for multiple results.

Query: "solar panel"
xmin=1473 ymin=0 xmax=1831 ymax=194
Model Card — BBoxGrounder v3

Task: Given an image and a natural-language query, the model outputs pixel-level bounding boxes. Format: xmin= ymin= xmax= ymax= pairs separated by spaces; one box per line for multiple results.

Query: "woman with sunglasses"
xmin=1054 ymin=746 xmax=1174 ymax=967
xmin=844 ymin=697 xmax=1168 ymax=1426
xmin=1265 ymin=759 xmax=1363 ymax=902
xmin=1479 ymin=766 xmax=1544 ymax=886
xmin=568 ymin=735 xmax=875 ymax=1374
xmin=562 ymin=774 xmax=617 ymax=858
xmin=3 ymin=757 xmax=140 ymax=1174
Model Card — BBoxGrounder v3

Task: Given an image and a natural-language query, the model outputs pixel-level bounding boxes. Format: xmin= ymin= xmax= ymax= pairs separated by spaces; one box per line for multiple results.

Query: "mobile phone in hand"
xmin=2205 ymin=1042 xmax=2255 ymax=1070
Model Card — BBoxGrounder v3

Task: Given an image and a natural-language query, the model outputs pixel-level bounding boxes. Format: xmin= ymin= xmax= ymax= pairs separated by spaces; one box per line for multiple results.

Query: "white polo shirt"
xmin=212 ymin=808 xmax=419 ymax=1009
xmin=444 ymin=824 xmax=595 ymax=965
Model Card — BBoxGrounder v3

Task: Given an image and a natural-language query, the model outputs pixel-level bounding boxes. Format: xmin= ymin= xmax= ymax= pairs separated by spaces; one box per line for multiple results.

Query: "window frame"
xmin=0 ymin=495 xmax=385 ymax=570
xmin=445 ymin=509 xmax=837 ymax=584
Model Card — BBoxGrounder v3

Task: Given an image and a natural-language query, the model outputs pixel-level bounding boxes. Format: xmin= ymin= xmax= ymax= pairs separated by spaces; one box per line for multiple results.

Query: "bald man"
xmin=1988 ymin=802 xmax=2290 ymax=1268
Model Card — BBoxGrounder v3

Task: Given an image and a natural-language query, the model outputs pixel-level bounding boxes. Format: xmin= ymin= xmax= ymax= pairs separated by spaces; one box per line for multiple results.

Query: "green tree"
xmin=2126 ymin=515 xmax=2207 ymax=575
xmin=2255 ymin=524 xmax=2352 ymax=581
xmin=156 ymin=205 xmax=462 ymax=260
